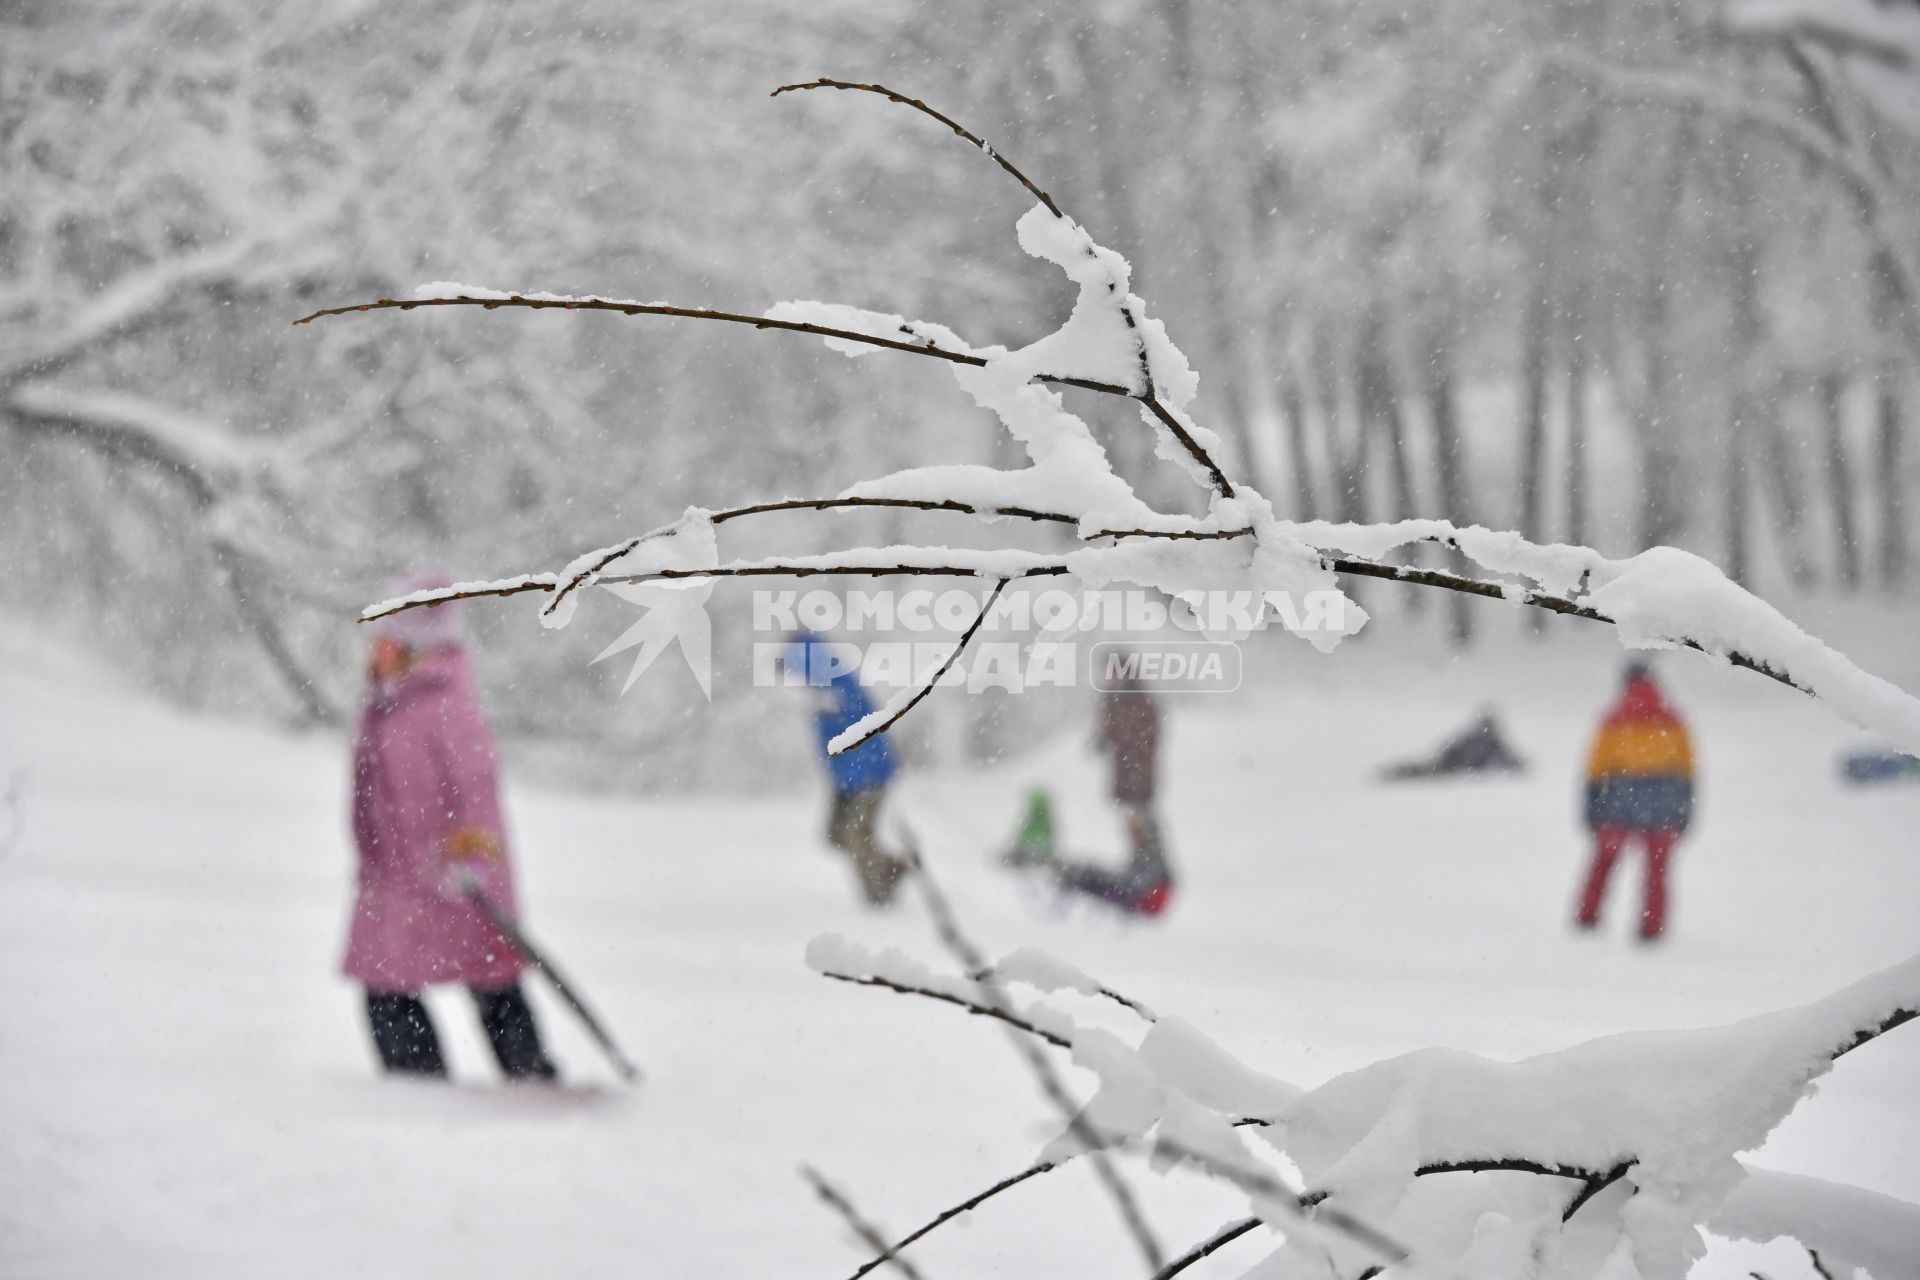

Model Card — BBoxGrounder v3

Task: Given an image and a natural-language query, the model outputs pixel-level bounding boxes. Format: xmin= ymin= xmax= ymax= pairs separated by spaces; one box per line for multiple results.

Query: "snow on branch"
xmin=1728 ymin=0 xmax=1920 ymax=71
xmin=6 ymin=383 xmax=336 ymax=722
xmin=806 ymin=933 xmax=1078 ymax=1049
xmin=1532 ymin=45 xmax=1920 ymax=356
xmin=7 ymin=384 xmax=259 ymax=498
xmin=8 ymin=198 xmax=343 ymax=393
xmin=823 ymin=928 xmax=1920 ymax=1278
xmin=1303 ymin=519 xmax=1920 ymax=750
xmin=308 ymin=78 xmax=1920 ymax=759
xmin=1711 ymin=1164 xmax=1920 ymax=1280
xmin=901 ymin=853 xmax=1170 ymax=1272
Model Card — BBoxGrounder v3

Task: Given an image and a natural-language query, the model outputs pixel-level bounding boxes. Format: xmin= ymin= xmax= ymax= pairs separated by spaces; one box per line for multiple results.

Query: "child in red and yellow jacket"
xmin=1575 ymin=662 xmax=1695 ymax=940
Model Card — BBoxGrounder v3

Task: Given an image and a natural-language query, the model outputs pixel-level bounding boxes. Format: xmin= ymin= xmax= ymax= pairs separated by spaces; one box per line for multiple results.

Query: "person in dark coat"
xmin=1001 ymin=678 xmax=1174 ymax=917
xmin=1574 ymin=662 xmax=1695 ymax=941
xmin=1381 ymin=711 xmax=1526 ymax=779
xmin=787 ymin=630 xmax=907 ymax=906
xmin=1098 ymin=674 xmax=1160 ymax=809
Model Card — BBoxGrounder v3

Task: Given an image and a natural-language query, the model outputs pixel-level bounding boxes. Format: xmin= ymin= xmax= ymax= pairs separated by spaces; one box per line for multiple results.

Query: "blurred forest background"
xmin=3 ymin=0 xmax=1917 ymax=786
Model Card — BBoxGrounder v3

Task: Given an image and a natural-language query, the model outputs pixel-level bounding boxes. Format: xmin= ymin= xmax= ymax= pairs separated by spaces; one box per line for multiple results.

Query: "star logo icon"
xmin=590 ymin=578 xmax=715 ymax=699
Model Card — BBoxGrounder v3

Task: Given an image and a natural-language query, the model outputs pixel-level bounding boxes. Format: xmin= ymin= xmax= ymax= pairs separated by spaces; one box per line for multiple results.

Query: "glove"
xmin=443 ymin=826 xmax=503 ymax=861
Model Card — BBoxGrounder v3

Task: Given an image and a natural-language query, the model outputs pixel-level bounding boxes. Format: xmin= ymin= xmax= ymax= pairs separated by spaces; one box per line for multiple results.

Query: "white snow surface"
xmin=3 ymin=616 xmax=1918 ymax=1277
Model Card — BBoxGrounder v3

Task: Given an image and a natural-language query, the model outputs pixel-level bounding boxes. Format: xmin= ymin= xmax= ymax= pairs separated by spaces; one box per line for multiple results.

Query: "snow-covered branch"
xmin=1532 ymin=45 xmax=1920 ymax=357
xmin=5 ymin=384 xmax=337 ymax=723
xmin=901 ymin=855 xmax=1170 ymax=1272
xmin=822 ymin=928 xmax=1920 ymax=1279
xmin=1727 ymin=0 xmax=1920 ymax=72
xmin=5 ymin=201 xmax=342 ymax=394
xmin=314 ymin=79 xmax=1920 ymax=775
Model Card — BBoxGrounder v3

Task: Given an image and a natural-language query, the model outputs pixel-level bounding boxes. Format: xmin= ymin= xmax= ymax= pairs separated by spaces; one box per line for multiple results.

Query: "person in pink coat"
xmin=343 ymin=577 xmax=556 ymax=1081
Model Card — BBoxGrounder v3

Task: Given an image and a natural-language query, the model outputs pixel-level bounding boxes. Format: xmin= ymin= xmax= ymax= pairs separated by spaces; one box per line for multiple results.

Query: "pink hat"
xmin=373 ymin=571 xmax=465 ymax=651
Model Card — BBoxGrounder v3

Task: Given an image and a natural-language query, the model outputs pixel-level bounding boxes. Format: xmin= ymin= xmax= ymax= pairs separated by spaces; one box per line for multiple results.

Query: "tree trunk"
xmin=1873 ymin=253 xmax=1909 ymax=585
xmin=1637 ymin=320 xmax=1684 ymax=548
xmin=1422 ymin=317 xmax=1473 ymax=645
xmin=1633 ymin=120 xmax=1694 ymax=549
xmin=1877 ymin=373 xmax=1907 ymax=586
xmin=1725 ymin=399 xmax=1751 ymax=585
xmin=1518 ymin=274 xmax=1554 ymax=542
xmin=1761 ymin=377 xmax=1816 ymax=589
xmin=1314 ymin=327 xmax=1365 ymax=524
xmin=1277 ymin=372 xmax=1319 ymax=522
xmin=1358 ymin=306 xmax=1415 ymax=522
xmin=1358 ymin=305 xmax=1421 ymax=616
xmin=1564 ymin=284 xmax=1591 ymax=550
xmin=1724 ymin=146 xmax=1762 ymax=587
xmin=1820 ymin=372 xmax=1861 ymax=589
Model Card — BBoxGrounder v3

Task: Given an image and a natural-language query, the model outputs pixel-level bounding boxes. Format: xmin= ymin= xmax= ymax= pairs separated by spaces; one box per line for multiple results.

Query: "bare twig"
xmin=905 ymin=853 xmax=1166 ymax=1273
xmin=607 ymin=564 xmax=1061 ymax=586
xmin=801 ymin=1164 xmax=925 ymax=1280
xmin=843 ymin=1116 xmax=1276 ymax=1280
xmin=1561 ymin=1161 xmax=1635 ymax=1223
xmin=840 ymin=1161 xmax=1056 ymax=1280
xmin=710 ymin=496 xmax=1077 ymax=529
xmin=1408 ymin=1157 xmax=1638 ymax=1223
xmin=972 ymin=965 xmax=1158 ymax=1022
xmin=772 ymin=79 xmax=1063 ymax=218
xmin=770 ymin=78 xmax=1235 ymax=498
xmin=294 ymin=293 xmax=1242 ymax=500
xmin=293 ymin=292 xmax=1132 ymax=396
xmin=815 ymin=969 xmax=1071 ymax=1049
xmin=1149 ymin=1217 xmax=1261 ymax=1280
xmin=359 ymin=564 xmax=1071 ymax=623
xmin=831 ymin=579 xmax=1009 ymax=756
xmin=1134 ymin=1130 xmax=1408 ymax=1267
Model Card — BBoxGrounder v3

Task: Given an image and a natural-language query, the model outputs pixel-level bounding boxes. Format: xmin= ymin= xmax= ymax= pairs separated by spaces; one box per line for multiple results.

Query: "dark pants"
xmin=1057 ymin=804 xmax=1173 ymax=916
xmin=826 ymin=785 xmax=905 ymax=906
xmin=365 ymin=983 xmax=558 ymax=1080
xmin=1575 ymin=825 xmax=1678 ymax=939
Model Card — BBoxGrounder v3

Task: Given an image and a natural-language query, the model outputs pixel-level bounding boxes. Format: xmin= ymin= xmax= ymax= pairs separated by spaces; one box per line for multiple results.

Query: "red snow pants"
xmin=1575 ymin=825 xmax=1678 ymax=939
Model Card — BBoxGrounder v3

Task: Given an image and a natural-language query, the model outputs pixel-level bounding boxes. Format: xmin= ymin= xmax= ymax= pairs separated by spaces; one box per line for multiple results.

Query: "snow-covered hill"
xmin=0 ymin=619 xmax=1914 ymax=1277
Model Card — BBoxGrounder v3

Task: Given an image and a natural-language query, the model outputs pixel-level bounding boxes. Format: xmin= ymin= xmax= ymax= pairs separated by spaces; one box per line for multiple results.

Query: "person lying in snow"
xmin=1379 ymin=710 xmax=1527 ymax=780
xmin=342 ymin=575 xmax=558 ymax=1081
xmin=783 ymin=630 xmax=909 ymax=907
xmin=1839 ymin=748 xmax=1920 ymax=784
xmin=1573 ymin=661 xmax=1695 ymax=942
xmin=1003 ymin=789 xmax=1175 ymax=916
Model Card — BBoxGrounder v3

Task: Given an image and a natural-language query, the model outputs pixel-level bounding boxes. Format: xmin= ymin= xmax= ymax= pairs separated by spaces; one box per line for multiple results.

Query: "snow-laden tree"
xmin=314 ymin=81 xmax=1920 ymax=1277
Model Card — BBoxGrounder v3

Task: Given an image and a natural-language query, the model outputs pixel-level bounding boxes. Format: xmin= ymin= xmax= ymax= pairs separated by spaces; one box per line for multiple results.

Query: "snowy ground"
xmin=1 ymin=611 xmax=1915 ymax=1278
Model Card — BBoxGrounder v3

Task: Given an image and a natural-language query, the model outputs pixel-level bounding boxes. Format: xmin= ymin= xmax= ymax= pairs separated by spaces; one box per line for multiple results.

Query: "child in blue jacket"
xmin=788 ymin=630 xmax=907 ymax=905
